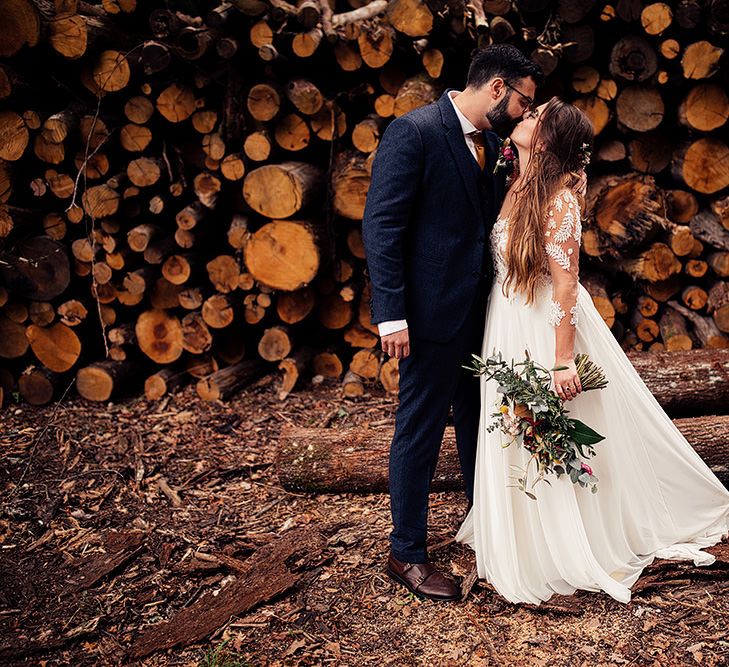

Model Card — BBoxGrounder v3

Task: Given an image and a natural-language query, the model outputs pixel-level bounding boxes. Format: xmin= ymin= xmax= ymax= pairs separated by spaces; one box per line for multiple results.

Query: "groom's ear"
xmin=489 ymin=77 xmax=507 ymax=100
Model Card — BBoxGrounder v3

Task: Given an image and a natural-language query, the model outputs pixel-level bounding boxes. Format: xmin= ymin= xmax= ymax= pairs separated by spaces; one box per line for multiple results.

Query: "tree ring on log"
xmin=244 ymin=219 xmax=320 ymax=291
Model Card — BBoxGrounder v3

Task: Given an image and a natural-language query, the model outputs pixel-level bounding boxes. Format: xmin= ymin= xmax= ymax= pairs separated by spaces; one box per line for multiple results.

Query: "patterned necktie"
xmin=470 ymin=131 xmax=486 ymax=171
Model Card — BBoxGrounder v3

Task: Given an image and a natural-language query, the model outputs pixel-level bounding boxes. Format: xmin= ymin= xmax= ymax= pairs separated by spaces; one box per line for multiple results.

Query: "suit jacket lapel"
xmin=438 ymin=90 xmax=484 ymax=222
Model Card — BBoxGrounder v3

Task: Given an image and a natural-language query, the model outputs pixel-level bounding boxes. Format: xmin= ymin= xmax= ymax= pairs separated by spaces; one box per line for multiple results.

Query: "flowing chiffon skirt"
xmin=454 ymin=279 xmax=729 ymax=605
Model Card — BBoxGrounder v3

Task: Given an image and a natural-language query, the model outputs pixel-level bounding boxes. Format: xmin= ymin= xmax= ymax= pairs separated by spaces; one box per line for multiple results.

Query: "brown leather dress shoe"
xmin=386 ymin=553 xmax=461 ymax=601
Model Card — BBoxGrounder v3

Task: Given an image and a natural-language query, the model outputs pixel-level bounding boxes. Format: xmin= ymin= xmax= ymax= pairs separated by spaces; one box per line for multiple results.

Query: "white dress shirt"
xmin=377 ymin=91 xmax=480 ymax=337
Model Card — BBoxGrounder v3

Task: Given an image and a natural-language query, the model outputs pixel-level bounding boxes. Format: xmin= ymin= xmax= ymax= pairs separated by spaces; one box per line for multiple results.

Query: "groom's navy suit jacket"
xmin=362 ymin=89 xmax=507 ymax=343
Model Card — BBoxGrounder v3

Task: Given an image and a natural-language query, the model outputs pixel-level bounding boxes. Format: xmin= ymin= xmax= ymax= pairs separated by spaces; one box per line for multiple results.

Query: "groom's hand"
xmin=381 ymin=329 xmax=410 ymax=359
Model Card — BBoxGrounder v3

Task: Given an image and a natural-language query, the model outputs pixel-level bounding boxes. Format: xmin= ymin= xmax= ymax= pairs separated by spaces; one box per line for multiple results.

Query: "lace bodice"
xmin=490 ymin=189 xmax=582 ymax=329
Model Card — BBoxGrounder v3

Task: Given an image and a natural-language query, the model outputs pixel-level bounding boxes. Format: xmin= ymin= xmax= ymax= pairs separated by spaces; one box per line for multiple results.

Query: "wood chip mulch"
xmin=1 ymin=375 xmax=727 ymax=666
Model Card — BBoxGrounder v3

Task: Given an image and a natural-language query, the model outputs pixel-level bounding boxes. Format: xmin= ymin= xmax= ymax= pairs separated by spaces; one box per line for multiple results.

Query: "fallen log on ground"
xmin=63 ymin=530 xmax=146 ymax=595
xmin=276 ymin=416 xmax=729 ymax=493
xmin=127 ymin=526 xmax=326 ymax=659
xmin=626 ymin=349 xmax=729 ymax=415
xmin=0 ymin=530 xmax=147 ymax=660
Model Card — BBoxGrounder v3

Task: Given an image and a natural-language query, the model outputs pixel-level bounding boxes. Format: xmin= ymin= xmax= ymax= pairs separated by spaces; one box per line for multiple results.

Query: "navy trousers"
xmin=388 ymin=285 xmax=489 ymax=563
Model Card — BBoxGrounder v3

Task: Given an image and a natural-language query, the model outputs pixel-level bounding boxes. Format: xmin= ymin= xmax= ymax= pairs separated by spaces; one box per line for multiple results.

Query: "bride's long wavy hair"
xmin=502 ymin=97 xmax=594 ymax=305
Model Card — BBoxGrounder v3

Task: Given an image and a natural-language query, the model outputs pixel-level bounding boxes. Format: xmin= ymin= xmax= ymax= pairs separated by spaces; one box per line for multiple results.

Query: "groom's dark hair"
xmin=467 ymin=44 xmax=543 ymax=89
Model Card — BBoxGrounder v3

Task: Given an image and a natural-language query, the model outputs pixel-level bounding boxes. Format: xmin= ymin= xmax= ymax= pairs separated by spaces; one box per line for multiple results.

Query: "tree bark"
xmin=276 ymin=415 xmax=729 ymax=492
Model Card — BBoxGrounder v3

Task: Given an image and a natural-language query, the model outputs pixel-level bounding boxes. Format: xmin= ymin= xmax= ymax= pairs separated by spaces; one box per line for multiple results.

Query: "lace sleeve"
xmin=544 ymin=189 xmax=581 ymax=333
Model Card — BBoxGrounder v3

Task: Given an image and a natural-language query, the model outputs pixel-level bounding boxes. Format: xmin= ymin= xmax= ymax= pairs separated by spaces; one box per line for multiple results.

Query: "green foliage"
xmin=199 ymin=639 xmax=251 ymax=667
xmin=463 ymin=349 xmax=608 ymax=499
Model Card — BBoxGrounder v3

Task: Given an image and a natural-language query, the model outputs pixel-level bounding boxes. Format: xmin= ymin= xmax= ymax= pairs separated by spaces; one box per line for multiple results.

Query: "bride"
xmin=454 ymin=97 xmax=729 ymax=605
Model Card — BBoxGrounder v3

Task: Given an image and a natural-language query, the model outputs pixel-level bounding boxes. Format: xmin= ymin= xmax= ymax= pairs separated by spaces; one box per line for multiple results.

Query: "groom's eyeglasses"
xmin=503 ymin=81 xmax=535 ymax=113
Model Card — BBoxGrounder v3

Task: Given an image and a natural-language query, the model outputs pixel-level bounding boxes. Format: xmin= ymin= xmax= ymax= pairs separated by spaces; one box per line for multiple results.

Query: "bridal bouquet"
xmin=463 ymin=351 xmax=608 ymax=500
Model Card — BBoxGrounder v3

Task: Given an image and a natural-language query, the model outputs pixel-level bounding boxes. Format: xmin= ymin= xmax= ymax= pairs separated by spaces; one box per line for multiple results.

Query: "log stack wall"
xmin=0 ymin=0 xmax=727 ymax=405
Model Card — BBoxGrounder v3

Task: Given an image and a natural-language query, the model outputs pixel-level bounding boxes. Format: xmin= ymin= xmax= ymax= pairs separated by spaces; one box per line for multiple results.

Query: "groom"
xmin=362 ymin=45 xmax=542 ymax=601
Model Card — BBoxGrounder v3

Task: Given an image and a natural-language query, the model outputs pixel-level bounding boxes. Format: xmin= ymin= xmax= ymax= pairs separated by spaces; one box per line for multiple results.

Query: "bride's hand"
xmin=553 ymin=359 xmax=582 ymax=401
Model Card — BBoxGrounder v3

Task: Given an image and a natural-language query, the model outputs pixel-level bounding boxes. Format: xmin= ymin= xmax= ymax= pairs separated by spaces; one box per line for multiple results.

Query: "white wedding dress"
xmin=455 ymin=188 xmax=729 ymax=605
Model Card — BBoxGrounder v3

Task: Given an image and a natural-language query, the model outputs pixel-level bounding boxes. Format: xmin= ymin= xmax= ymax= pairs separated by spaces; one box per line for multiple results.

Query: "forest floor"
xmin=1 ymin=374 xmax=728 ymax=667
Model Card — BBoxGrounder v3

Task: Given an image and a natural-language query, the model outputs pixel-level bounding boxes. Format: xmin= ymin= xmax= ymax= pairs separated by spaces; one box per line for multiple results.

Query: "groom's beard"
xmin=486 ymin=95 xmax=521 ymax=138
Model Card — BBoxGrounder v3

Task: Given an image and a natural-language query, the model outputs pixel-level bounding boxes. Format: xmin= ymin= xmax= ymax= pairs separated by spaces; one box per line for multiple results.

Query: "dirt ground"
xmin=1 ymin=374 xmax=728 ymax=666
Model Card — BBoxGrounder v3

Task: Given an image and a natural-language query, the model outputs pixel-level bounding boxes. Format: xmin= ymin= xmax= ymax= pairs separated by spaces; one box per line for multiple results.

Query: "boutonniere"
xmin=493 ymin=137 xmax=516 ymax=175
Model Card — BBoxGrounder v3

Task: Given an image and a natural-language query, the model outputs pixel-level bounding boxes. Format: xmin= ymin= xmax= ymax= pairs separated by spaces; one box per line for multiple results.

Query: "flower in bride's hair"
xmin=577 ymin=142 xmax=591 ymax=167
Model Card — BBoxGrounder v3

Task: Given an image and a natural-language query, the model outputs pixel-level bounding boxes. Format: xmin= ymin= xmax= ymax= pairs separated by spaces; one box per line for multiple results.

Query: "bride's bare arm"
xmin=544 ymin=189 xmax=582 ymax=400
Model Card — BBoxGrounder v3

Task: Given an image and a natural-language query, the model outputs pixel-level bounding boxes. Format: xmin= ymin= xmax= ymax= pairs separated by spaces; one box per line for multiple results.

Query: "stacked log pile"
xmin=0 ymin=0 xmax=727 ymax=406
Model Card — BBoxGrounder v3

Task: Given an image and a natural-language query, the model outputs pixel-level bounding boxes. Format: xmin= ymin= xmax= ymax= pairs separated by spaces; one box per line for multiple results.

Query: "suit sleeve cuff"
xmin=377 ymin=319 xmax=408 ymax=336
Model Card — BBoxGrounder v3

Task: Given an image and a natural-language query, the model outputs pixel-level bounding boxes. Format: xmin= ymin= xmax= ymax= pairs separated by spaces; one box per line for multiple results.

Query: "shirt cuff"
xmin=377 ymin=319 xmax=408 ymax=336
